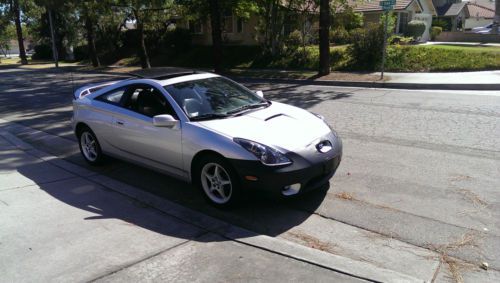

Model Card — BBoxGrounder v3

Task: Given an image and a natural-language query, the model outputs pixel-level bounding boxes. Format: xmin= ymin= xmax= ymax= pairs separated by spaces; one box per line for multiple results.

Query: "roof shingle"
xmin=351 ymin=0 xmax=415 ymax=12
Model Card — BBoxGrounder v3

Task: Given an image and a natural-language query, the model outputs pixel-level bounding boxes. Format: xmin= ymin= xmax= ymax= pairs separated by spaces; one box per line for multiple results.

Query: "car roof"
xmin=127 ymin=67 xmax=219 ymax=87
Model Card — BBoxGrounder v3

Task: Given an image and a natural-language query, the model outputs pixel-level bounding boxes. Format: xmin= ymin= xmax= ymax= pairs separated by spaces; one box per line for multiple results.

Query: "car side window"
xmin=95 ymin=87 xmax=126 ymax=105
xmin=122 ymin=85 xmax=177 ymax=119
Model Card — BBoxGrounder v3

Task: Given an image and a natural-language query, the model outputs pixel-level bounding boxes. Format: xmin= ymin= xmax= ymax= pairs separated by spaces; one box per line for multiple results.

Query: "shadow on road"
xmin=12 ymin=146 xmax=330 ymax=241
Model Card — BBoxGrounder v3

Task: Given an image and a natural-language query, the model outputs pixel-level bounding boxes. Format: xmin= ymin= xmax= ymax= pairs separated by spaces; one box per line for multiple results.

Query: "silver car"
xmin=72 ymin=71 xmax=342 ymax=207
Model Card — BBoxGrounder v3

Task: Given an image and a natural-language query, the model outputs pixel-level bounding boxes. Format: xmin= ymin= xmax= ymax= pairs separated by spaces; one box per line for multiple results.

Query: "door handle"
xmin=116 ymin=121 xmax=124 ymax=125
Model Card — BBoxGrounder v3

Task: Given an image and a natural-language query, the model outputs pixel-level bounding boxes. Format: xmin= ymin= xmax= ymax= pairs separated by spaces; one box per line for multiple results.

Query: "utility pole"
xmin=48 ymin=9 xmax=58 ymax=68
xmin=380 ymin=11 xmax=389 ymax=80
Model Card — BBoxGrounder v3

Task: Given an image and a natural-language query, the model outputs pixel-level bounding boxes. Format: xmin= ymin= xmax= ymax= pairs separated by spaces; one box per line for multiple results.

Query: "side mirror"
xmin=153 ymin=114 xmax=178 ymax=128
xmin=255 ymin=90 xmax=264 ymax=98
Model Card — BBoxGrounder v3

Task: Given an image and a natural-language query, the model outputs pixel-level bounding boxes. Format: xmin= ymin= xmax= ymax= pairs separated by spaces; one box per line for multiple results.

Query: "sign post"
xmin=379 ymin=0 xmax=395 ymax=80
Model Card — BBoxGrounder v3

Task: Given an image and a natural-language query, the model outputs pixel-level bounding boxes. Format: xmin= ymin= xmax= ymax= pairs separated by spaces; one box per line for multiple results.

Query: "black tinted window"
xmin=123 ymin=86 xmax=176 ymax=118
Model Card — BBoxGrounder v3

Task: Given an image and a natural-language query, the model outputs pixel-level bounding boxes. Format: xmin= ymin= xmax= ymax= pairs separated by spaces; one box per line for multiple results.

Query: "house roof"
xmin=443 ymin=2 xmax=466 ymax=16
xmin=465 ymin=3 xmax=494 ymax=18
xmin=352 ymin=0 xmax=415 ymax=12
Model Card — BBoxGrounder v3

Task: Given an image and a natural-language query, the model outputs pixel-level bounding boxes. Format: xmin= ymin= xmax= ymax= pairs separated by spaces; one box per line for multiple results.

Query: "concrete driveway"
xmin=0 ymin=66 xmax=499 ymax=282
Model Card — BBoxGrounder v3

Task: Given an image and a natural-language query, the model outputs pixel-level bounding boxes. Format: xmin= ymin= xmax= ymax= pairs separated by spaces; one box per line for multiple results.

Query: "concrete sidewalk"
xmin=237 ymin=70 xmax=500 ymax=91
xmin=0 ymin=131 xmax=422 ymax=282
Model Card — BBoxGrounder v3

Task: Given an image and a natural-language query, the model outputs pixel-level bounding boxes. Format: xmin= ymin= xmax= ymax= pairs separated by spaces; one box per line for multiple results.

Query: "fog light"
xmin=282 ymin=183 xmax=301 ymax=196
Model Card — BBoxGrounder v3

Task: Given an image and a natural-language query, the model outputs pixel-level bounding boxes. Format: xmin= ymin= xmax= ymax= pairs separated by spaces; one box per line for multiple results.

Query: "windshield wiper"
xmin=189 ymin=113 xmax=229 ymax=121
xmin=226 ymin=101 xmax=270 ymax=115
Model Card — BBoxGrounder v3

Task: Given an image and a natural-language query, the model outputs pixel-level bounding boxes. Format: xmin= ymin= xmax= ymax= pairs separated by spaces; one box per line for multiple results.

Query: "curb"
xmin=0 ymin=120 xmax=425 ymax=283
xmin=234 ymin=77 xmax=500 ymax=91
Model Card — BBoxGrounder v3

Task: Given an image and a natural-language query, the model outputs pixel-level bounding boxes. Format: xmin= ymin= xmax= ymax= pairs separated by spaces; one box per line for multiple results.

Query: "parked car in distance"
xmin=72 ymin=70 xmax=342 ymax=208
xmin=471 ymin=23 xmax=500 ymax=34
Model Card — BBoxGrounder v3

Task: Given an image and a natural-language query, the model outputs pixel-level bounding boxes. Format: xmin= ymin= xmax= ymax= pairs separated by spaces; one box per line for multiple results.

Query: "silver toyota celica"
xmin=72 ymin=71 xmax=342 ymax=208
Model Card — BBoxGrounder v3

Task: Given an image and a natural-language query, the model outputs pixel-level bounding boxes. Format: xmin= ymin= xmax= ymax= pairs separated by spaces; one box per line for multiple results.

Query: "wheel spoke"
xmin=214 ymin=165 xmax=221 ymax=179
xmin=203 ymin=172 xmax=213 ymax=180
xmin=216 ymin=186 xmax=226 ymax=198
xmin=220 ymin=180 xmax=231 ymax=186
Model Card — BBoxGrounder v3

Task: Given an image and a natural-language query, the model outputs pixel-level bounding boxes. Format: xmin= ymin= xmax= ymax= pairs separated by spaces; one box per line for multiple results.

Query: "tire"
xmin=194 ymin=154 xmax=241 ymax=208
xmin=77 ymin=126 xmax=104 ymax=166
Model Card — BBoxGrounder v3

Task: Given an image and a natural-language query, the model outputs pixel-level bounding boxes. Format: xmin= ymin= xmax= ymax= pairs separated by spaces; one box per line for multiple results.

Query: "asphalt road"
xmin=1 ymin=66 xmax=499 ymax=281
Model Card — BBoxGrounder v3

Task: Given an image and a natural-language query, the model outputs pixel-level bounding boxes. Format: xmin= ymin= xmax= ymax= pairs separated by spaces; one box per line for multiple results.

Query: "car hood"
xmin=196 ymin=102 xmax=331 ymax=151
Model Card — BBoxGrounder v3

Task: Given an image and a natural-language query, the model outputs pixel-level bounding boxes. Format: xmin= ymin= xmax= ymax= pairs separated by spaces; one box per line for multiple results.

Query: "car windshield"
xmin=164 ymin=77 xmax=267 ymax=120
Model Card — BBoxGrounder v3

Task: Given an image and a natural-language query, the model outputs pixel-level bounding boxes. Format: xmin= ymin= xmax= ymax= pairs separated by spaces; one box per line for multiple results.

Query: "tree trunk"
xmin=134 ymin=10 xmax=150 ymax=69
xmin=318 ymin=0 xmax=330 ymax=76
xmin=12 ymin=0 xmax=28 ymax=65
xmin=270 ymin=0 xmax=279 ymax=55
xmin=493 ymin=0 xmax=499 ymax=34
xmin=209 ymin=0 xmax=223 ymax=73
xmin=85 ymin=16 xmax=100 ymax=67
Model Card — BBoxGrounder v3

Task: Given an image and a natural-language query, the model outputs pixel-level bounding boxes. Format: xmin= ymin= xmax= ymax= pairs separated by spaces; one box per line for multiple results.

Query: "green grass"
xmin=386 ymin=44 xmax=500 ymax=72
xmin=417 ymin=44 xmax=500 ymax=53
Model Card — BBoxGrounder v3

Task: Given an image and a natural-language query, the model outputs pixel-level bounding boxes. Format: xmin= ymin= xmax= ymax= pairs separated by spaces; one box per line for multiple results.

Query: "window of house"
xmin=223 ymin=11 xmax=234 ymax=33
xmin=236 ymin=18 xmax=244 ymax=33
xmin=398 ymin=13 xmax=409 ymax=34
xmin=188 ymin=20 xmax=203 ymax=34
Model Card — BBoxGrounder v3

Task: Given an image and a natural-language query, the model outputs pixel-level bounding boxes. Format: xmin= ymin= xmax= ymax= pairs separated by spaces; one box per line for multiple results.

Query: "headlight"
xmin=233 ymin=138 xmax=292 ymax=166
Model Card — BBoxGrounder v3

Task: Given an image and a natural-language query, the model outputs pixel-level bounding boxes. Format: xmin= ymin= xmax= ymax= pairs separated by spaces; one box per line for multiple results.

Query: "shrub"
xmin=31 ymin=44 xmax=52 ymax=60
xmin=430 ymin=26 xmax=442 ymax=41
xmin=405 ymin=20 xmax=426 ymax=40
xmin=73 ymin=45 xmax=88 ymax=61
xmin=286 ymin=30 xmax=302 ymax=49
xmin=389 ymin=35 xmax=413 ymax=45
xmin=432 ymin=18 xmax=451 ymax=31
xmin=330 ymin=27 xmax=350 ymax=44
xmin=160 ymin=28 xmax=192 ymax=53
xmin=346 ymin=23 xmax=385 ymax=71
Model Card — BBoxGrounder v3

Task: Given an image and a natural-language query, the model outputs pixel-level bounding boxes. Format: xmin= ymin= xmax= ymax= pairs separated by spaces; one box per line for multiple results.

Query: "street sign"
xmin=380 ymin=0 xmax=395 ymax=10
xmin=380 ymin=0 xmax=396 ymax=5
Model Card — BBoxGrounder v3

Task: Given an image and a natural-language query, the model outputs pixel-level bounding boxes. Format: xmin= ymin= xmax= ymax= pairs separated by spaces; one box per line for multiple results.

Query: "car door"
xmin=89 ymin=86 xmax=128 ymax=151
xmin=110 ymin=84 xmax=186 ymax=178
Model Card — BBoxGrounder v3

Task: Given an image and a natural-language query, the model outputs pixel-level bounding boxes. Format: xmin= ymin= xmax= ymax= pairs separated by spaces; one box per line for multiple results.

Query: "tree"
xmin=0 ymin=18 xmax=16 ymax=58
xmin=113 ymin=0 xmax=174 ymax=69
xmin=13 ymin=0 xmax=28 ymax=64
xmin=0 ymin=0 xmax=30 ymax=64
xmin=208 ymin=0 xmax=223 ymax=72
xmin=178 ymin=0 xmax=256 ymax=73
xmin=318 ymin=0 xmax=330 ymax=76
xmin=76 ymin=0 xmax=106 ymax=67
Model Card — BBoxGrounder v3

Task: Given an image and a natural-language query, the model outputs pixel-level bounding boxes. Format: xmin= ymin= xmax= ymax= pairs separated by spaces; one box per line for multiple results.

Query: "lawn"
xmin=417 ymin=44 xmax=500 ymax=53
xmin=386 ymin=44 xmax=500 ymax=72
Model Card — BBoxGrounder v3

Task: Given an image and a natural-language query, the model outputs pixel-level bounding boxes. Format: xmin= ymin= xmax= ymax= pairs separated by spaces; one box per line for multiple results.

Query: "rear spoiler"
xmin=73 ymin=81 xmax=119 ymax=100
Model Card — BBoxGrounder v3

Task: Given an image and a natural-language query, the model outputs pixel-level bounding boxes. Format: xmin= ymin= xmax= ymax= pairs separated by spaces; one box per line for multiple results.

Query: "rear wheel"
xmin=78 ymin=127 xmax=104 ymax=165
xmin=195 ymin=154 xmax=241 ymax=208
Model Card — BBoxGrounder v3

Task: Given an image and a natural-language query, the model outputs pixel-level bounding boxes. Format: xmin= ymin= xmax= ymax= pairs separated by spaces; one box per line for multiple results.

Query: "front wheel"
xmin=195 ymin=155 xmax=241 ymax=208
xmin=78 ymin=127 xmax=104 ymax=166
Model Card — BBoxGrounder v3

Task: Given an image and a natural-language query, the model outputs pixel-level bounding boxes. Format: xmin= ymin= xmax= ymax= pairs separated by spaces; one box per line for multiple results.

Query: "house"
xmin=433 ymin=0 xmax=495 ymax=31
xmin=179 ymin=13 xmax=260 ymax=46
xmin=463 ymin=2 xmax=495 ymax=29
xmin=353 ymin=0 xmax=437 ymax=41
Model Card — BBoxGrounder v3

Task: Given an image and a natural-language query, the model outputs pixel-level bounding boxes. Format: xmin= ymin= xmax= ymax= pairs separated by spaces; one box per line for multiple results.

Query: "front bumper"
xmin=229 ymin=149 xmax=342 ymax=197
